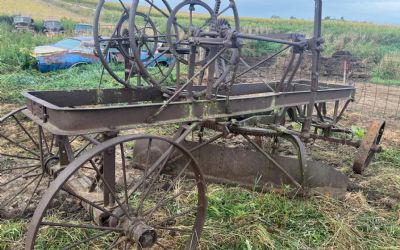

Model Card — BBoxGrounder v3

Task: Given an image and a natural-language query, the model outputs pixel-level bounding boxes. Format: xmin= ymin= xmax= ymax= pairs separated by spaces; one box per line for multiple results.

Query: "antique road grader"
xmin=0 ymin=0 xmax=385 ymax=249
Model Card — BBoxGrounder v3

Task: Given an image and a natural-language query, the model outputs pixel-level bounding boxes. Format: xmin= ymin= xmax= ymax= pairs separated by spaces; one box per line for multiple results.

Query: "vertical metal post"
xmin=187 ymin=45 xmax=196 ymax=100
xmin=206 ymin=48 xmax=217 ymax=99
xmin=102 ymin=131 xmax=118 ymax=207
xmin=343 ymin=60 xmax=348 ymax=85
xmin=38 ymin=126 xmax=44 ymax=170
xmin=175 ymin=61 xmax=181 ymax=87
xmin=302 ymin=0 xmax=323 ymax=137
xmin=124 ymin=56 xmax=130 ymax=83
xmin=57 ymin=135 xmax=74 ymax=166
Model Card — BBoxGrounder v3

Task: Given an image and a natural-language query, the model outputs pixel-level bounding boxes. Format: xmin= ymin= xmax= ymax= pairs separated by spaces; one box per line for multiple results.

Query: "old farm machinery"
xmin=0 ymin=0 xmax=386 ymax=249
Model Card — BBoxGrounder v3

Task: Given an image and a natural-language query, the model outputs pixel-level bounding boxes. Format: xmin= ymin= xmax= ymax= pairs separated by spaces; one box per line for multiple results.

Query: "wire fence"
xmin=247 ymin=52 xmax=400 ymax=119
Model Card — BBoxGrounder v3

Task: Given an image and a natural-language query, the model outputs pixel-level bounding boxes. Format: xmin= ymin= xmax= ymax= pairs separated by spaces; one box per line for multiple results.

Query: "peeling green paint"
xmin=95 ymin=88 xmax=104 ymax=105
xmin=271 ymin=96 xmax=280 ymax=113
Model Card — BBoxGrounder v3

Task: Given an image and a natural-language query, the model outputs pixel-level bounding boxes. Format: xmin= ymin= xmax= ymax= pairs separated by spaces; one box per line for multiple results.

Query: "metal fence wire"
xmin=252 ymin=51 xmax=400 ymax=119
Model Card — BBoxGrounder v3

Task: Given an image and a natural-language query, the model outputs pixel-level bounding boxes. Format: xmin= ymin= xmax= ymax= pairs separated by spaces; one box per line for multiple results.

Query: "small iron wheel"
xmin=353 ymin=120 xmax=385 ymax=174
xmin=26 ymin=135 xmax=207 ymax=249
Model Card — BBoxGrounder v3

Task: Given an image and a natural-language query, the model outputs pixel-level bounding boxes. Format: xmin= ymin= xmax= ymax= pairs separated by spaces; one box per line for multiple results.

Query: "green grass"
xmin=376 ymin=148 xmax=400 ymax=168
xmin=1 ymin=183 xmax=399 ymax=249
xmin=0 ymin=220 xmax=25 ymax=250
xmin=0 ymin=64 xmax=122 ymax=103
xmin=200 ymin=186 xmax=400 ymax=249
xmin=2 ymin=0 xmax=400 ymax=85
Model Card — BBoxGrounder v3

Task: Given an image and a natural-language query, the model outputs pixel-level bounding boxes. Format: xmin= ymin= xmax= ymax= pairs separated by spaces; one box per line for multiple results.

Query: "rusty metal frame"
xmin=23 ymin=81 xmax=354 ymax=136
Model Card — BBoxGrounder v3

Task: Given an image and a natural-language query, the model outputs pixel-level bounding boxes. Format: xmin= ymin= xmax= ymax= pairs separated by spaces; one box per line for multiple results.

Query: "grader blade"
xmin=134 ymin=140 xmax=349 ymax=198
xmin=182 ymin=142 xmax=348 ymax=198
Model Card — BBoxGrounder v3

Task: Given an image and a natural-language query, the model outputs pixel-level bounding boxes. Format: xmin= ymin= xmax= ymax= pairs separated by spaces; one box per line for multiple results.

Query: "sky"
xmin=141 ymin=0 xmax=400 ymax=25
xmin=236 ymin=0 xmax=400 ymax=25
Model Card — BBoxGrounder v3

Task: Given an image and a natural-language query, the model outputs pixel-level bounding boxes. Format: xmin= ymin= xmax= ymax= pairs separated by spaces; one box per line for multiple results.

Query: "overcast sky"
xmin=236 ymin=0 xmax=400 ymax=25
xmin=147 ymin=0 xmax=400 ymax=25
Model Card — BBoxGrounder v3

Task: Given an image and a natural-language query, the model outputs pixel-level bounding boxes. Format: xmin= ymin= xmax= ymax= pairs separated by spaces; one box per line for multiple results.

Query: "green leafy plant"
xmin=352 ymin=126 xmax=366 ymax=140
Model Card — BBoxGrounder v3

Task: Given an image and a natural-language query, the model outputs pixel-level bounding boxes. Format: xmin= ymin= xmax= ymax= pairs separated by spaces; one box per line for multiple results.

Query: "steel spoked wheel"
xmin=353 ymin=121 xmax=385 ymax=174
xmin=94 ymin=0 xmax=136 ymax=87
xmin=129 ymin=0 xmax=177 ymax=86
xmin=0 ymin=107 xmax=55 ymax=218
xmin=26 ymin=135 xmax=207 ymax=249
xmin=164 ymin=0 xmax=241 ymax=88
xmin=165 ymin=0 xmax=217 ymax=66
xmin=0 ymin=107 xmax=99 ymax=218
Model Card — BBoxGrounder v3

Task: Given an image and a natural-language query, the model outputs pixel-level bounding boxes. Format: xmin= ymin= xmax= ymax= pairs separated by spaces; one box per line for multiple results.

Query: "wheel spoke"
xmin=11 ymin=115 xmax=39 ymax=149
xmin=90 ymin=159 xmax=132 ymax=220
xmin=40 ymin=221 xmax=124 ymax=232
xmin=144 ymin=0 xmax=186 ymax=31
xmin=118 ymin=0 xmax=128 ymax=14
xmin=0 ymin=133 xmax=40 ymax=157
xmin=144 ymin=160 xmax=191 ymax=217
xmin=142 ymin=3 xmax=154 ymax=34
xmin=136 ymin=138 xmax=153 ymax=215
xmin=40 ymin=128 xmax=51 ymax=155
xmin=151 ymin=208 xmax=194 ymax=228
xmin=127 ymin=145 xmax=175 ymax=200
xmin=61 ymin=231 xmax=112 ymax=250
xmin=144 ymin=0 xmax=168 ymax=19
xmin=3 ymin=174 xmax=41 ymax=206
xmin=106 ymin=234 xmax=124 ymax=250
xmin=61 ymin=187 xmax=120 ymax=220
xmin=0 ymin=166 xmax=41 ymax=187
xmin=88 ymin=159 xmax=103 ymax=192
xmin=119 ymin=144 xmax=130 ymax=207
xmin=144 ymin=182 xmax=197 ymax=219
xmin=21 ymin=174 xmax=44 ymax=215
xmin=144 ymin=43 xmax=166 ymax=77
xmin=0 ymin=152 xmax=39 ymax=161
xmin=0 ymin=164 xmax=40 ymax=172
xmin=144 ymin=49 xmax=170 ymax=69
xmin=153 ymin=226 xmax=192 ymax=233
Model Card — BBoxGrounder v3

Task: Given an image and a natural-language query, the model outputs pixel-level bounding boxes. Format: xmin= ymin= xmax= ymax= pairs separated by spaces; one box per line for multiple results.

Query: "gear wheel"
xmin=216 ymin=18 xmax=231 ymax=31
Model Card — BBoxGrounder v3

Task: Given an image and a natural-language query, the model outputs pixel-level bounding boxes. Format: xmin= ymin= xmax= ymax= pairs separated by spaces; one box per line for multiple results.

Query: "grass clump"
xmin=202 ymin=186 xmax=329 ymax=249
xmin=372 ymin=53 xmax=400 ymax=85
xmin=200 ymin=186 xmax=400 ymax=249
xmin=0 ymin=220 xmax=25 ymax=250
xmin=0 ymin=64 xmax=120 ymax=103
xmin=376 ymin=148 xmax=400 ymax=168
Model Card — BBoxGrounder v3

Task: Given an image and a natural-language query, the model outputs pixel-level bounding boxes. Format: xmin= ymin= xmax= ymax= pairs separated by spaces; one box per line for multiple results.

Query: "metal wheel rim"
xmin=26 ymin=134 xmax=207 ymax=250
xmin=353 ymin=121 xmax=386 ymax=174
xmin=129 ymin=0 xmax=177 ymax=86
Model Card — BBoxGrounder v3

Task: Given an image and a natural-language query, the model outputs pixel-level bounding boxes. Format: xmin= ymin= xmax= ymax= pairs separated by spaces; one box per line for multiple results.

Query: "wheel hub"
xmin=123 ymin=219 xmax=157 ymax=247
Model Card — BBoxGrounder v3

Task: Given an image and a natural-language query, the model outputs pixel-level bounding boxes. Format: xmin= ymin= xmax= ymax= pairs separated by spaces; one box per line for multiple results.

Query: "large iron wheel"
xmin=0 ymin=107 xmax=98 ymax=218
xmin=166 ymin=0 xmax=241 ymax=88
xmin=26 ymin=135 xmax=207 ymax=249
xmin=94 ymin=0 xmax=159 ymax=88
xmin=128 ymin=0 xmax=177 ymax=86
